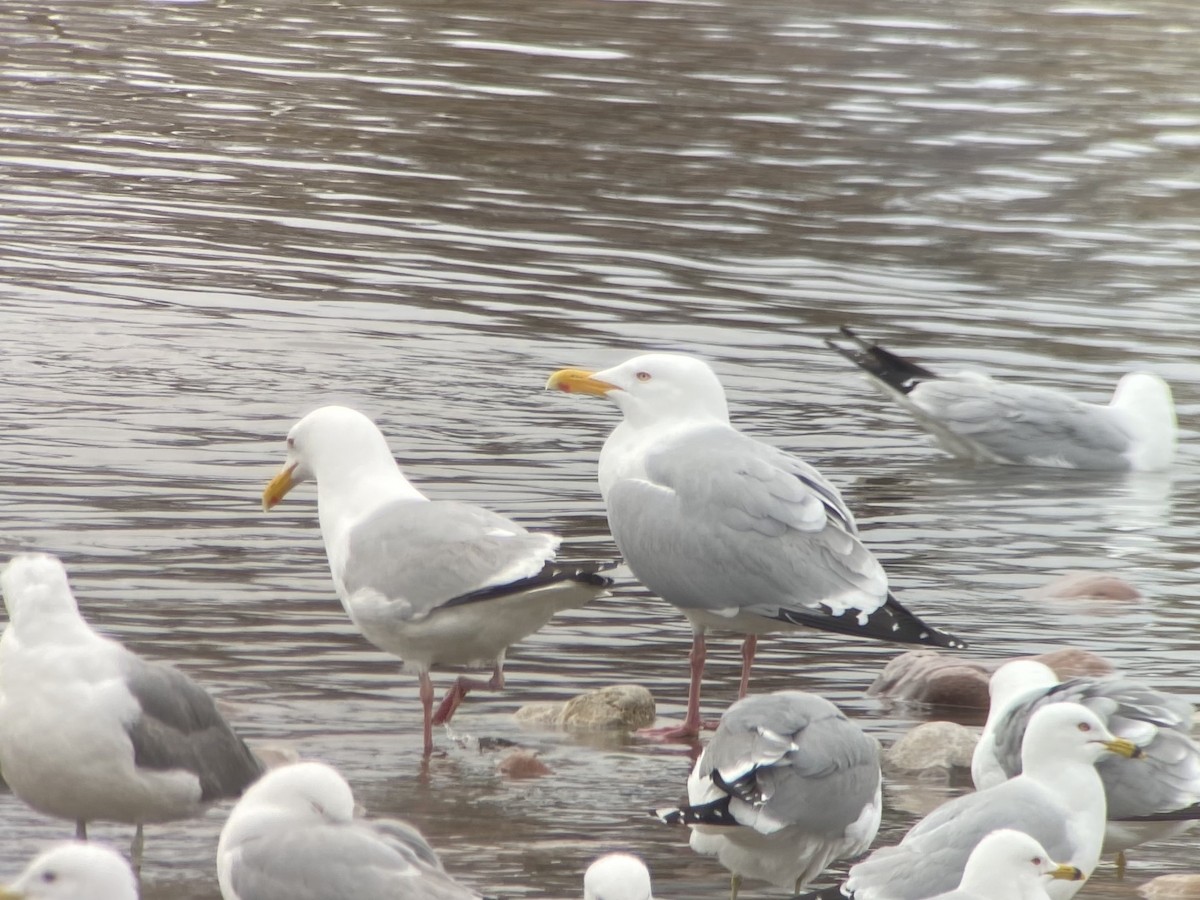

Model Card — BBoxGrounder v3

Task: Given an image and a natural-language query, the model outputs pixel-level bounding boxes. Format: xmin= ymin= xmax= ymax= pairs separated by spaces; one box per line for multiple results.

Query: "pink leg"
xmin=431 ymin=664 xmax=505 ymax=726
xmin=738 ymin=634 xmax=757 ymax=699
xmin=418 ymin=672 xmax=436 ymax=757
xmin=638 ymin=631 xmax=712 ymax=742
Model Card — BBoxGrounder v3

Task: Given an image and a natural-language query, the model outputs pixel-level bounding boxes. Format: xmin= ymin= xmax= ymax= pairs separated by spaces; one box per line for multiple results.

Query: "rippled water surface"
xmin=3 ymin=0 xmax=1200 ymax=896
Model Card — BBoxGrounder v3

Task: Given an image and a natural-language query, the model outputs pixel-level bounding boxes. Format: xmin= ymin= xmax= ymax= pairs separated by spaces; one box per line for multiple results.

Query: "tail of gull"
xmin=442 ymin=560 xmax=616 ymax=609
xmin=824 ymin=326 xmax=938 ymax=395
xmin=775 ymin=592 xmax=966 ymax=650
xmin=652 ymin=796 xmax=739 ymax=828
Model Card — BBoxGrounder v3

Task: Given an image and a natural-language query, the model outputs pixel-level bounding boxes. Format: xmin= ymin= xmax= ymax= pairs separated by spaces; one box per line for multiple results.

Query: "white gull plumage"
xmin=548 ymin=353 xmax=963 ymax=740
xmin=0 ymin=553 xmax=263 ymax=869
xmin=0 ymin=843 xmax=138 ymax=900
xmin=923 ymin=830 xmax=1083 ymax=900
xmin=262 ymin=405 xmax=611 ymax=756
xmin=583 ymin=853 xmax=654 ymax=900
xmin=826 ymin=327 xmax=1176 ymax=472
xmin=655 ymin=691 xmax=881 ymax=897
xmin=217 ymin=761 xmax=478 ymax=900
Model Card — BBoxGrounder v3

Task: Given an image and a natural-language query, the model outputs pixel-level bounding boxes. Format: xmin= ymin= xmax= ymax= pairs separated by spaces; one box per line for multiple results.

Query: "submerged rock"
xmin=497 ymin=749 xmax=553 ymax=779
xmin=884 ymin=721 xmax=977 ymax=773
xmin=515 ymin=684 xmax=656 ymax=732
xmin=1026 ymin=571 xmax=1142 ymax=602
xmin=1139 ymin=875 xmax=1200 ymax=898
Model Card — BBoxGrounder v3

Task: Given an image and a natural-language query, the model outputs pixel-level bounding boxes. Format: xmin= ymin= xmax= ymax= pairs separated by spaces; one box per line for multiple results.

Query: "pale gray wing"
xmin=341 ymin=498 xmax=557 ymax=619
xmin=910 ymin=380 xmax=1132 ymax=469
xmin=705 ymin=692 xmax=880 ymax=837
xmin=121 ymin=655 xmax=263 ymax=801
xmin=991 ymin=676 xmax=1200 ymax=817
xmin=846 ymin=780 xmax=1074 ymax=900
xmin=227 ymin=822 xmax=480 ymax=900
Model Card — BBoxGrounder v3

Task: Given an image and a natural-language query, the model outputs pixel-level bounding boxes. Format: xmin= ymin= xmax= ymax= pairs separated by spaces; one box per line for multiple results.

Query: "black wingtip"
xmin=776 ymin=593 xmax=966 ymax=650
xmin=825 ymin=326 xmax=938 ymax=394
xmin=651 ymin=797 xmax=739 ymax=828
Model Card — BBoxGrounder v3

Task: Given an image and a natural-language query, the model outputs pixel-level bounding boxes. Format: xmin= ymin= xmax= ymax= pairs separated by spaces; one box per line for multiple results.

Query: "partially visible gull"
xmin=0 ymin=553 xmax=264 ymax=869
xmin=262 ymin=405 xmax=612 ymax=756
xmin=547 ymin=354 xmax=964 ymax=740
xmin=973 ymin=659 xmax=1200 ymax=867
xmin=798 ymin=702 xmax=1142 ymax=900
xmin=0 ymin=843 xmax=138 ymax=900
xmin=583 ymin=853 xmax=654 ymax=900
xmin=825 ymin=326 xmax=1176 ymax=471
xmin=654 ymin=691 xmax=880 ymax=898
xmin=924 ymin=830 xmax=1083 ymax=900
xmin=217 ymin=761 xmax=479 ymax=900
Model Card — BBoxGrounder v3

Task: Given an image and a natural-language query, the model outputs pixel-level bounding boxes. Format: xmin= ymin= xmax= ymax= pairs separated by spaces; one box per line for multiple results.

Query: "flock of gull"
xmin=0 ymin=328 xmax=1192 ymax=900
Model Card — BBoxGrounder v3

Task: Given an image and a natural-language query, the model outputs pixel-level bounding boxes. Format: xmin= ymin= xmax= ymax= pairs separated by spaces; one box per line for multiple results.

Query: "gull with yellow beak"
xmin=547 ymin=353 xmax=964 ymax=740
xmin=925 ymin=830 xmax=1084 ymax=900
xmin=797 ymin=702 xmax=1143 ymax=900
xmin=262 ymin=405 xmax=612 ymax=757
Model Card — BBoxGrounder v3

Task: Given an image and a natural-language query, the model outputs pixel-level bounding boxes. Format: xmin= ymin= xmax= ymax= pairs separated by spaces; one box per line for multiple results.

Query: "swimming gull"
xmin=0 ymin=843 xmax=138 ymax=900
xmin=973 ymin=659 xmax=1200 ymax=870
xmin=262 ymin=405 xmax=612 ymax=756
xmin=0 ymin=553 xmax=264 ymax=870
xmin=654 ymin=690 xmax=881 ymax=897
xmin=547 ymin=353 xmax=964 ymax=740
xmin=923 ymin=830 xmax=1083 ymax=900
xmin=825 ymin=326 xmax=1176 ymax=471
xmin=583 ymin=853 xmax=654 ymax=900
xmin=217 ymin=760 xmax=479 ymax=900
xmin=796 ymin=702 xmax=1142 ymax=900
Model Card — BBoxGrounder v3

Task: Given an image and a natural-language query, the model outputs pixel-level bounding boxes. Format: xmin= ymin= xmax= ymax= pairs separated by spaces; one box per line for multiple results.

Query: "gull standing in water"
xmin=826 ymin=326 xmax=1176 ymax=471
xmin=262 ymin=405 xmax=612 ymax=756
xmin=547 ymin=354 xmax=964 ymax=740
xmin=0 ymin=553 xmax=264 ymax=871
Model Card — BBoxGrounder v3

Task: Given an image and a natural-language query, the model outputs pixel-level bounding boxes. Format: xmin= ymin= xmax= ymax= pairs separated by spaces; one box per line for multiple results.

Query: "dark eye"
xmin=41 ymin=871 xmax=57 ymax=883
xmin=636 ymin=371 xmax=651 ymax=382
xmin=1078 ymin=722 xmax=1091 ymax=732
xmin=1032 ymin=857 xmax=1043 ymax=866
xmin=287 ymin=437 xmax=295 ymax=449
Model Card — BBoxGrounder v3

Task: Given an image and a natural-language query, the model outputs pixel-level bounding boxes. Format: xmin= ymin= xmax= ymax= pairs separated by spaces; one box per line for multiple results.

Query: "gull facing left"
xmin=0 ymin=843 xmax=138 ymax=900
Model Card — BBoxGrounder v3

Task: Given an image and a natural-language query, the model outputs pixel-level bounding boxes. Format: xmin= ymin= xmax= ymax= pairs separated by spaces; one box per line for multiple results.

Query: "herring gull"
xmin=547 ymin=353 xmax=964 ymax=740
xmin=924 ymin=830 xmax=1083 ymax=900
xmin=797 ymin=702 xmax=1141 ymax=900
xmin=825 ymin=326 xmax=1176 ymax=471
xmin=654 ymin=690 xmax=880 ymax=897
xmin=0 ymin=843 xmax=138 ymax=900
xmin=217 ymin=760 xmax=479 ymax=900
xmin=262 ymin=405 xmax=612 ymax=756
xmin=973 ymin=659 xmax=1200 ymax=869
xmin=0 ymin=553 xmax=264 ymax=869
xmin=583 ymin=853 xmax=654 ymax=900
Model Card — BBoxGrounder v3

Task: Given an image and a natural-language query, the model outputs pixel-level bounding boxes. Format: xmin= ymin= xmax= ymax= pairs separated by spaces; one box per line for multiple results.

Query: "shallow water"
xmin=2 ymin=0 xmax=1200 ymax=896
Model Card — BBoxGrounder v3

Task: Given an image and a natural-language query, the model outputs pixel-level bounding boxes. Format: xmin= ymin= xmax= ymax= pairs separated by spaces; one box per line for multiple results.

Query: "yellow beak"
xmin=1104 ymin=737 xmax=1144 ymax=759
xmin=545 ymin=368 xmax=618 ymax=396
xmin=262 ymin=462 xmax=297 ymax=512
xmin=1050 ymin=864 xmax=1085 ymax=882
xmin=0 ymin=889 xmax=24 ymax=899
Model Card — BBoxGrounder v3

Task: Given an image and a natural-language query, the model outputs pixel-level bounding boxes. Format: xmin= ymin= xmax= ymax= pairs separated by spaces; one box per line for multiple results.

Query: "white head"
xmin=1110 ymin=372 xmax=1177 ymax=471
xmin=0 ymin=843 xmax=137 ymax=900
xmin=1 ymin=554 xmax=83 ymax=634
xmin=262 ymin=406 xmax=421 ymax=514
xmin=583 ymin=853 xmax=653 ymax=900
xmin=1020 ymin=702 xmax=1140 ymax=772
xmin=987 ymin=660 xmax=1060 ymax=717
xmin=547 ymin=354 xmax=730 ymax=430
xmin=957 ymin=829 xmax=1082 ymax=894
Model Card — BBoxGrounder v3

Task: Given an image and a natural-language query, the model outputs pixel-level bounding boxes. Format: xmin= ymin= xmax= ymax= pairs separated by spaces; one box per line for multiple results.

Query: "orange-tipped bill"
xmin=545 ymin=368 xmax=618 ymax=396
xmin=262 ymin=463 xmax=297 ymax=512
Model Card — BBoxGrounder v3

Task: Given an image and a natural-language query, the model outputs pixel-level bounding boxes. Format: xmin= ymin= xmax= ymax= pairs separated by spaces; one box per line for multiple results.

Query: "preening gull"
xmin=547 ymin=354 xmax=964 ymax=740
xmin=262 ymin=405 xmax=612 ymax=756
xmin=0 ymin=843 xmax=138 ymax=900
xmin=654 ymin=691 xmax=880 ymax=897
xmin=973 ymin=660 xmax=1200 ymax=867
xmin=924 ymin=830 xmax=1083 ymax=900
xmin=0 ymin=554 xmax=264 ymax=869
xmin=583 ymin=853 xmax=654 ymax=900
xmin=797 ymin=702 xmax=1142 ymax=900
xmin=217 ymin=761 xmax=479 ymax=900
xmin=825 ymin=326 xmax=1176 ymax=471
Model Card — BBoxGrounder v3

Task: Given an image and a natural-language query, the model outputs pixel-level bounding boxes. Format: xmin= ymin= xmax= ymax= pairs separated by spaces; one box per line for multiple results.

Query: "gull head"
xmin=0 ymin=554 xmax=80 ymax=629
xmin=987 ymin=659 xmax=1060 ymax=713
xmin=262 ymin=406 xmax=399 ymax=511
xmin=583 ymin=852 xmax=654 ymax=900
xmin=1021 ymin=701 xmax=1142 ymax=770
xmin=0 ymin=843 xmax=137 ymax=900
xmin=547 ymin=353 xmax=729 ymax=429
xmin=959 ymin=830 xmax=1083 ymax=892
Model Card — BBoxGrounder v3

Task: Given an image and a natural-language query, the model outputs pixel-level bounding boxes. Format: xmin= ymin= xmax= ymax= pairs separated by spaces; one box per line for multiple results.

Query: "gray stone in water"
xmin=885 ymin=721 xmax=978 ymax=773
xmin=514 ymin=685 xmax=656 ymax=732
xmin=1139 ymin=875 xmax=1200 ymax=899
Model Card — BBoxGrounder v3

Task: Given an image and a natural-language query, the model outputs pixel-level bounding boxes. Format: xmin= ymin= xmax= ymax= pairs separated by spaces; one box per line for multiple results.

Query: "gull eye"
xmin=287 ymin=437 xmax=296 ymax=449
xmin=636 ymin=371 xmax=651 ymax=382
xmin=1032 ymin=857 xmax=1043 ymax=866
xmin=1078 ymin=722 xmax=1091 ymax=732
xmin=41 ymin=871 xmax=58 ymax=884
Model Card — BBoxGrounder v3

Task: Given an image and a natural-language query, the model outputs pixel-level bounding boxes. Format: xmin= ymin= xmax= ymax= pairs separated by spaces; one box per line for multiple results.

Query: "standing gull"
xmin=583 ymin=853 xmax=654 ymax=900
xmin=798 ymin=702 xmax=1142 ymax=900
xmin=262 ymin=405 xmax=612 ymax=756
xmin=654 ymin=691 xmax=881 ymax=898
xmin=217 ymin=760 xmax=480 ymax=900
xmin=0 ymin=843 xmax=138 ymax=900
xmin=924 ymin=830 xmax=1083 ymax=900
xmin=0 ymin=553 xmax=264 ymax=870
xmin=973 ymin=659 xmax=1200 ymax=869
xmin=547 ymin=354 xmax=964 ymax=740
xmin=825 ymin=326 xmax=1176 ymax=471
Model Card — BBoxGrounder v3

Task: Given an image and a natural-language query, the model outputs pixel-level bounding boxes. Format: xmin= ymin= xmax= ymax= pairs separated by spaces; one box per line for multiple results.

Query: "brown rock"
xmin=1026 ymin=571 xmax=1142 ymax=602
xmin=1139 ymin=875 xmax=1200 ymax=899
xmin=497 ymin=749 xmax=552 ymax=779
